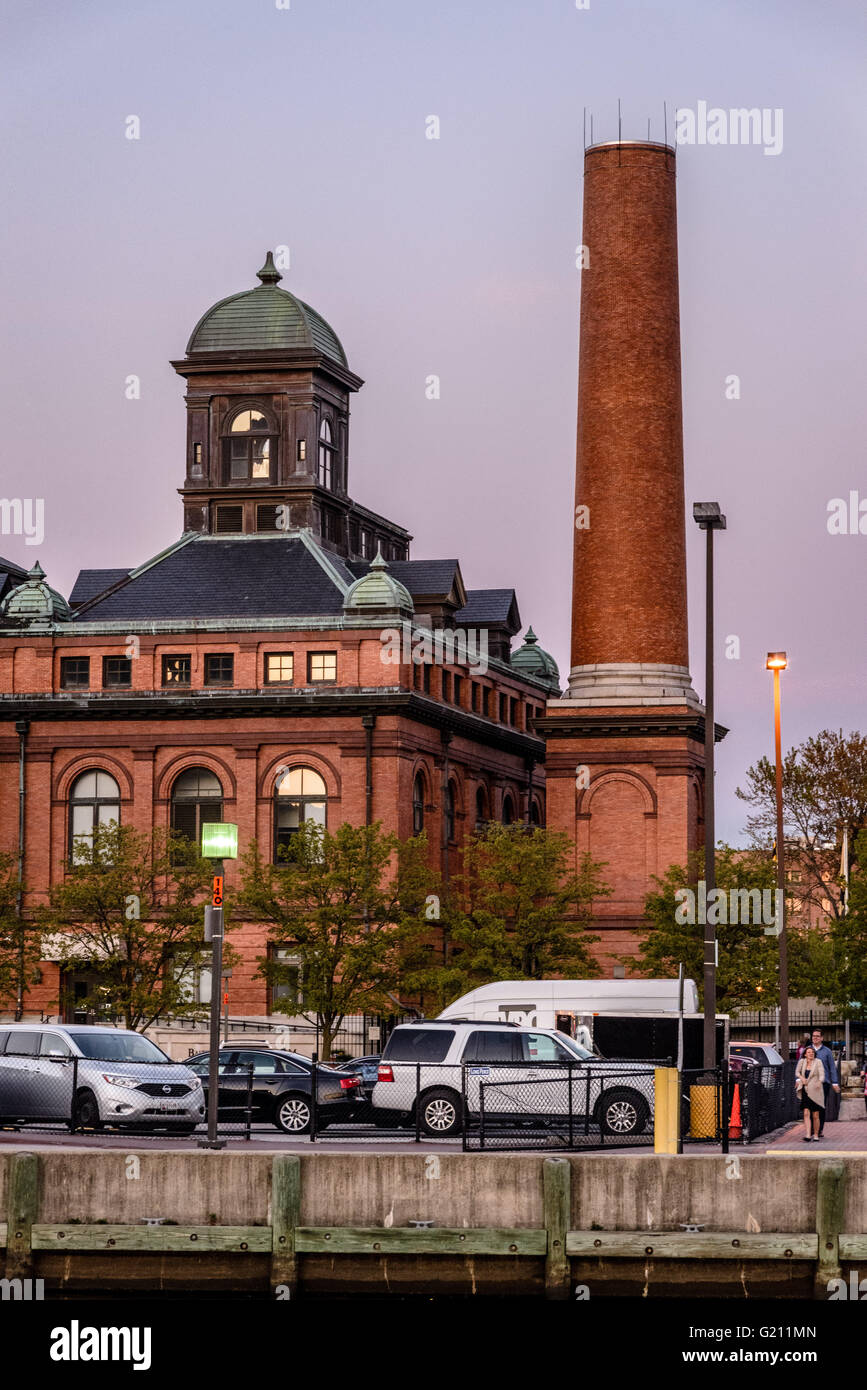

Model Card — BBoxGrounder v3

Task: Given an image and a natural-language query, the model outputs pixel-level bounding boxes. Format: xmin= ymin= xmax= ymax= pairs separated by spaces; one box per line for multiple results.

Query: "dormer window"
xmin=226 ymin=409 xmax=274 ymax=483
xmin=318 ymin=418 xmax=335 ymax=489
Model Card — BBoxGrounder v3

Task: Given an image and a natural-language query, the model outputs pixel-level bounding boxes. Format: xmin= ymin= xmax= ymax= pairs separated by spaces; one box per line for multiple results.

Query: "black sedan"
xmin=185 ymin=1047 xmax=361 ymax=1133
xmin=332 ymin=1055 xmax=382 ymax=1121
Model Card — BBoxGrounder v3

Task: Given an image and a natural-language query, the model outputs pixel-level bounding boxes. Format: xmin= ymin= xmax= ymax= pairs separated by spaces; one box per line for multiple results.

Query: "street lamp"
xmin=693 ymin=501 xmax=727 ymax=1068
xmin=199 ymin=822 xmax=238 ymax=1150
xmin=765 ymin=652 xmax=789 ymax=1059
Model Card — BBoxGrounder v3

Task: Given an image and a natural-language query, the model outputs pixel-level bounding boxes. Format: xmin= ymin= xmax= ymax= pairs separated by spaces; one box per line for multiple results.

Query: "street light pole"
xmin=767 ymin=652 xmax=789 ymax=1059
xmin=693 ymin=502 xmax=726 ymax=1069
xmin=198 ymin=822 xmax=238 ymax=1151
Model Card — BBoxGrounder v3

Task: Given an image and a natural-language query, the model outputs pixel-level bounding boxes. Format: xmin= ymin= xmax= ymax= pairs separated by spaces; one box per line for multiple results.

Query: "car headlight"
xmin=102 ymin=1073 xmax=140 ymax=1089
xmin=187 ymin=1077 xmax=203 ymax=1091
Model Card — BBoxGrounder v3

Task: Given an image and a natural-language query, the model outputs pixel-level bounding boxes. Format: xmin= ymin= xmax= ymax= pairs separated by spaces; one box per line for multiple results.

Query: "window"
xmin=274 ymin=766 xmax=327 ymax=859
xmin=40 ymin=1033 xmax=72 ymax=1057
xmin=227 ymin=408 xmax=273 ymax=482
xmin=482 ymin=687 xmax=491 ymax=718
xmin=471 ymin=682 xmax=480 ymax=713
xmin=445 ymin=781 xmax=456 ymax=842
xmin=499 ymin=694 xmax=508 ymax=723
xmin=318 ymin=418 xmax=335 ymax=489
xmin=441 ymin=671 xmax=451 ymax=703
xmin=523 ymin=1032 xmax=574 ymax=1065
xmin=297 ymin=439 xmax=307 ymax=463
xmin=422 ymin=663 xmax=431 ymax=695
xmin=205 ymin=654 xmax=234 ymax=686
xmin=462 ymin=1030 xmax=523 ymax=1064
xmin=510 ymin=697 xmax=519 ymax=726
xmin=382 ymin=1028 xmax=454 ymax=1063
xmin=192 ymin=442 xmax=203 ymax=472
xmin=453 ymin=675 xmax=463 ymax=707
xmin=530 ymin=799 xmax=541 ymax=827
xmin=502 ymin=793 xmax=515 ymax=826
xmin=475 ymin=786 xmax=488 ymax=831
xmin=360 ymin=530 xmax=370 ymax=560
xmin=69 ymin=770 xmax=121 ymax=858
xmin=102 ymin=656 xmax=132 ymax=689
xmin=215 ymin=505 xmax=243 ymax=534
xmin=171 ymin=768 xmax=223 ymax=845
xmin=307 ymin=651 xmax=337 ymax=683
xmin=265 ymin=652 xmax=294 ymax=685
xmin=60 ymin=657 xmax=89 ymax=690
xmin=412 ymin=773 xmax=425 ymax=835
xmin=269 ymin=947 xmax=305 ymax=1009
xmin=162 ymin=654 xmax=191 ymax=687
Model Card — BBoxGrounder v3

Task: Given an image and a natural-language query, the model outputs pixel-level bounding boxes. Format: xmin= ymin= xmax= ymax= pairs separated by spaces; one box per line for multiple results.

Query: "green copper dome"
xmin=511 ymin=626 xmax=560 ymax=693
xmin=344 ymin=549 xmax=413 ymax=615
xmin=0 ymin=562 xmax=72 ymax=628
xmin=186 ymin=252 xmax=348 ymax=365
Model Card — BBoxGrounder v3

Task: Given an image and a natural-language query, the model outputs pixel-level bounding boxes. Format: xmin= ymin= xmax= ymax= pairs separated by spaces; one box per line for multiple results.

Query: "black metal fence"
xmin=731 ymin=1059 xmax=801 ymax=1141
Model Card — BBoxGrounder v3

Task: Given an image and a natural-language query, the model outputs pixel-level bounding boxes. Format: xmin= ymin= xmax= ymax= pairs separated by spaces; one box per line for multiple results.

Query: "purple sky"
xmin=1 ymin=0 xmax=865 ymax=844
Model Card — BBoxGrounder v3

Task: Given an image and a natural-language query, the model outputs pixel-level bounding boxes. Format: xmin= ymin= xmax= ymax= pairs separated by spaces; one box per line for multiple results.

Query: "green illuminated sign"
xmin=201 ymin=823 xmax=239 ymax=860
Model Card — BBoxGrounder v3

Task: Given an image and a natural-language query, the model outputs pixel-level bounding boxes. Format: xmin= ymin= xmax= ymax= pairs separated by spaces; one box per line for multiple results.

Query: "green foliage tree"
xmin=0 ymin=851 xmax=41 ymax=1013
xmin=737 ymin=728 xmax=867 ymax=922
xmin=38 ymin=823 xmax=219 ymax=1031
xmin=627 ymin=845 xmax=827 ymax=1014
xmin=237 ymin=821 xmax=437 ymax=1060
xmin=818 ymin=831 xmax=867 ymax=1020
xmin=416 ymin=824 xmax=608 ymax=1011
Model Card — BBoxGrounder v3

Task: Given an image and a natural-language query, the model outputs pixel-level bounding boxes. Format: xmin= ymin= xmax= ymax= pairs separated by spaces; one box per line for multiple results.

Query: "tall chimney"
xmin=569 ymin=141 xmax=697 ymax=709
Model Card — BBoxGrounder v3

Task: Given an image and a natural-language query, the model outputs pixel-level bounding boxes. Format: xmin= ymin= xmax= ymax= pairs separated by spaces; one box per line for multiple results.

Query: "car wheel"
xmin=418 ymin=1088 xmax=463 ymax=1138
xmin=597 ymin=1088 xmax=649 ymax=1137
xmin=274 ymin=1093 xmax=312 ymax=1135
xmin=73 ymin=1089 xmax=103 ymax=1132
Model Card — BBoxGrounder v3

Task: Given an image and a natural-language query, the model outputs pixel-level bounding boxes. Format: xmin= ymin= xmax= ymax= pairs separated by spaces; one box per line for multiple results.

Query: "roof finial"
xmin=524 ymin=626 xmax=538 ymax=644
xmin=256 ymin=251 xmax=282 ymax=286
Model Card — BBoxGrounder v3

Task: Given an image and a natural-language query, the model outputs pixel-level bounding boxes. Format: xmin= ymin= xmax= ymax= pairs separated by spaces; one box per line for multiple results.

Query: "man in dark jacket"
xmin=811 ymin=1029 xmax=840 ymax=1136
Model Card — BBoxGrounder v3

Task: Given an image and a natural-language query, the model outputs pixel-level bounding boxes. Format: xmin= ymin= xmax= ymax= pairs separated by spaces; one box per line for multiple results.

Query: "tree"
xmin=237 ymin=821 xmax=437 ymax=1060
xmin=817 ymin=830 xmax=867 ymax=1019
xmin=38 ymin=823 xmax=219 ymax=1031
xmin=0 ymin=852 xmax=41 ymax=1012
xmin=419 ymin=824 xmax=607 ymax=1010
xmin=737 ymin=728 xmax=867 ymax=922
xmin=627 ymin=845 xmax=827 ymax=1013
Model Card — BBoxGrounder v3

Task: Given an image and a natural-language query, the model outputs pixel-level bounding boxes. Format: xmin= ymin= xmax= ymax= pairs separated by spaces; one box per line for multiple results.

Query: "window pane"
xmin=72 ymin=772 xmax=98 ymax=800
xmin=266 ymin=653 xmax=293 ymax=683
xmin=72 ymin=804 xmax=94 ymax=838
xmin=251 ymin=439 xmax=270 ymax=478
xmin=305 ymin=800 xmax=326 ymax=826
xmin=97 ymin=802 xmax=119 ymax=827
xmin=231 ymin=410 xmax=252 ymax=433
xmin=173 ymin=768 xmax=223 ymax=800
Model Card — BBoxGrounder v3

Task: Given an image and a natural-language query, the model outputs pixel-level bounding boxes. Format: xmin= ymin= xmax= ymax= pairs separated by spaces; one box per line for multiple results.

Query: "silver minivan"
xmin=0 ymin=1024 xmax=205 ymax=1132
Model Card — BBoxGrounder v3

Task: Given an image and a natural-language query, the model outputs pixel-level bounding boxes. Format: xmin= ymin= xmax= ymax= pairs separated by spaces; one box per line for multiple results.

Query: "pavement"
xmin=765 ymin=1117 xmax=867 ymax=1154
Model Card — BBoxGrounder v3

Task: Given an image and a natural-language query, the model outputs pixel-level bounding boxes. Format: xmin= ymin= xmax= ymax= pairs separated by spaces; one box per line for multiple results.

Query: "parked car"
xmin=332 ymin=1055 xmax=381 ymax=1122
xmin=0 ymin=1024 xmax=205 ymax=1132
xmin=185 ymin=1047 xmax=362 ymax=1133
xmin=371 ymin=1021 xmax=656 ymax=1138
xmin=730 ymin=1042 xmax=784 ymax=1067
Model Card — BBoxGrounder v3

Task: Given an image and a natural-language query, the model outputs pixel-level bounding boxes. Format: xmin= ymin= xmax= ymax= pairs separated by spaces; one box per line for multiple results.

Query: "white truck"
xmin=437 ymin=978 xmax=699 ymax=1050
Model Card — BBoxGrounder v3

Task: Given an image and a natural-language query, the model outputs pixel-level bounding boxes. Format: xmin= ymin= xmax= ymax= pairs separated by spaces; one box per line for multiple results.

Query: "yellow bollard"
xmin=654 ymin=1067 xmax=680 ymax=1154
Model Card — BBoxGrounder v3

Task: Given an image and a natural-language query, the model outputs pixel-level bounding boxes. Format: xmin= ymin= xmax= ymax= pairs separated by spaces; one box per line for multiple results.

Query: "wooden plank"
xmin=566 ymin=1230 xmax=817 ymax=1260
xmin=543 ymin=1157 xmax=571 ymax=1300
xmin=31 ymin=1225 xmax=270 ymax=1253
xmin=5 ymin=1152 xmax=38 ymax=1280
xmin=815 ymin=1159 xmax=846 ymax=1298
xmin=270 ymin=1154 xmax=301 ymax=1297
xmin=839 ymin=1235 xmax=867 ymax=1261
xmin=295 ymin=1227 xmax=547 ymax=1256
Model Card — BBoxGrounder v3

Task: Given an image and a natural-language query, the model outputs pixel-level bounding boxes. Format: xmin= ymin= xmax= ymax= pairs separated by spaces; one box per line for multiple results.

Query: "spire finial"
xmin=370 ymin=546 xmax=388 ymax=570
xmin=524 ymin=626 xmax=538 ymax=644
xmin=256 ymin=251 xmax=282 ymax=286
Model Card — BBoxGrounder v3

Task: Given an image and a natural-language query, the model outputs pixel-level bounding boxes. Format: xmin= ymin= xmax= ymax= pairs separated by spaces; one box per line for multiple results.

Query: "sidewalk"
xmin=765 ymin=1118 xmax=867 ymax=1154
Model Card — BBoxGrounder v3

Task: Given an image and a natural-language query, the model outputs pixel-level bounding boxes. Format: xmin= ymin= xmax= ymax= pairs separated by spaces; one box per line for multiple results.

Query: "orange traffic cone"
xmin=729 ymin=1082 xmax=742 ymax=1140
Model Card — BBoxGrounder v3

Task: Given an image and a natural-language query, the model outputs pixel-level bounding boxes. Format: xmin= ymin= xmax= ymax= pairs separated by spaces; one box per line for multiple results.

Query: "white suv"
xmin=371 ymin=1020 xmax=655 ymax=1137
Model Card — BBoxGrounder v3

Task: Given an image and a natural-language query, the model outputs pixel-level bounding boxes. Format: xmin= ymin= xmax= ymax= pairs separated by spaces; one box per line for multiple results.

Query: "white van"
xmin=437 ymin=978 xmax=698 ymax=1048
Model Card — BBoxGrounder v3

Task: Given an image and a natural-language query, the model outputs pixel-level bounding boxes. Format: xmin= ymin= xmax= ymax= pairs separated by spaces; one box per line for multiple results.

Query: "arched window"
xmin=445 ymin=781 xmax=457 ymax=843
xmin=227 ymin=408 xmax=273 ymax=482
xmin=502 ymin=792 xmax=515 ymax=826
xmin=274 ymin=767 xmax=327 ymax=860
xmin=529 ymin=798 xmax=542 ymax=827
xmin=318 ymin=418 xmax=335 ymax=490
xmin=69 ymin=770 xmax=120 ymax=858
xmin=475 ymin=786 xmax=488 ymax=833
xmin=412 ymin=773 xmax=425 ymax=835
xmin=171 ymin=768 xmax=224 ymax=845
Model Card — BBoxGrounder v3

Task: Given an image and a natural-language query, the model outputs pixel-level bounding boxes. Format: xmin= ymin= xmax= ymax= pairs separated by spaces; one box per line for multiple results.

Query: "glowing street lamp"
xmin=198 ymin=822 xmax=238 ymax=1150
xmin=765 ymin=653 xmax=789 ymax=1058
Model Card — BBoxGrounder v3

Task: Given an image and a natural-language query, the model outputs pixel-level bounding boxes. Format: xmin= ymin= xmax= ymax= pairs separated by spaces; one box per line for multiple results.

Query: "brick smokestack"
xmin=570 ymin=141 xmax=696 ymax=709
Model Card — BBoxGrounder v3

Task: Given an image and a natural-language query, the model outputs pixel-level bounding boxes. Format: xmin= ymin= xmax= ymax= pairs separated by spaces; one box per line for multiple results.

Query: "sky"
xmin=0 ymin=0 xmax=864 ymax=843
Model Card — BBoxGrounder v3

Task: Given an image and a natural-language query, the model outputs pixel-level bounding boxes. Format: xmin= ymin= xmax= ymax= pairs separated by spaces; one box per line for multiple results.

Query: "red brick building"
xmin=0 ymin=254 xmax=558 ymax=1022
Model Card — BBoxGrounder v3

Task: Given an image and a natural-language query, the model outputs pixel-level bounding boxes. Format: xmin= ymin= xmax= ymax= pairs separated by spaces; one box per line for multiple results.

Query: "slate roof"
xmin=347 ymin=558 xmax=462 ymax=598
xmin=73 ymin=536 xmax=352 ymax=623
xmin=0 ymin=556 xmax=28 ymax=602
xmin=69 ymin=569 xmax=131 ymax=608
xmin=456 ymin=589 xmax=520 ymax=630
